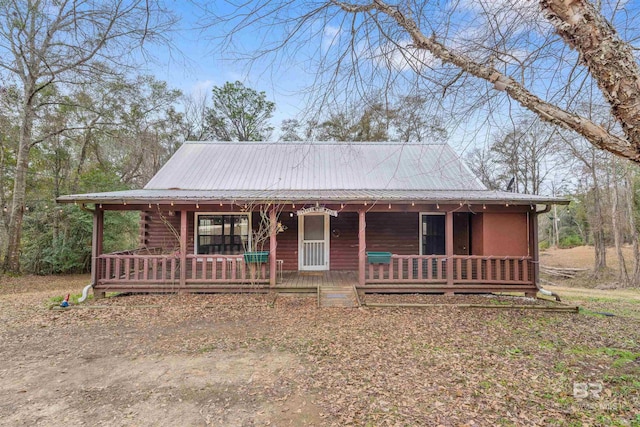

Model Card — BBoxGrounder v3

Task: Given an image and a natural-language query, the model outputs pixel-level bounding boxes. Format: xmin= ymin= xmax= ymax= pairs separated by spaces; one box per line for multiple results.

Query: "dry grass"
xmin=0 ymin=273 xmax=639 ymax=426
xmin=539 ymin=246 xmax=640 ymax=319
xmin=540 ymin=245 xmax=635 ymax=271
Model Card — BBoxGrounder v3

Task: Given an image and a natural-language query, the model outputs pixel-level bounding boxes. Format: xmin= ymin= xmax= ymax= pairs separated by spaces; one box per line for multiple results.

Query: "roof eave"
xmin=56 ymin=193 xmax=569 ymax=206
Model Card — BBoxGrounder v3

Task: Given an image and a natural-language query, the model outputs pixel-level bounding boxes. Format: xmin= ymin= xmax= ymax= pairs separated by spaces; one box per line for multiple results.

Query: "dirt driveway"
xmin=1 ymin=275 xmax=639 ymax=426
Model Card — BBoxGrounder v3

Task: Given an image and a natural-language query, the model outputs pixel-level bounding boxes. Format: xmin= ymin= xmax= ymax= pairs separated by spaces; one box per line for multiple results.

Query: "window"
xmin=195 ymin=214 xmax=250 ymax=255
xmin=421 ymin=214 xmax=445 ymax=255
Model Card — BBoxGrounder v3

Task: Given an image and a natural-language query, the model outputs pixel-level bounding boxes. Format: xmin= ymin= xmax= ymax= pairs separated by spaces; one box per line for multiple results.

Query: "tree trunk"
xmin=591 ymin=184 xmax=607 ymax=274
xmin=624 ymin=166 xmax=640 ymax=287
xmin=2 ymin=82 xmax=36 ymax=274
xmin=611 ymin=158 xmax=628 ymax=284
xmin=552 ymin=204 xmax=560 ymax=248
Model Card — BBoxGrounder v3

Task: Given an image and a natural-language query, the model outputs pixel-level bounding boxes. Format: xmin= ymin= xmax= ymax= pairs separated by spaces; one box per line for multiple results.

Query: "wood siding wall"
xmin=366 ymin=212 xmax=420 ymax=255
xmin=481 ymin=213 xmax=529 ymax=256
xmin=140 ymin=210 xmax=181 ymax=252
xmin=330 ymin=213 xmax=359 ymax=270
xmin=140 ymin=210 xmax=195 ymax=253
xmin=272 ymin=213 xmax=298 ymax=271
xmin=139 ymin=208 xmax=529 ymax=269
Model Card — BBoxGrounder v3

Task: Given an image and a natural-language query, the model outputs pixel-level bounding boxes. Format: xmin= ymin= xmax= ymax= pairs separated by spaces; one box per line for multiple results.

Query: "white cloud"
xmin=190 ymin=80 xmax=213 ymax=97
xmin=322 ymin=25 xmax=342 ymax=51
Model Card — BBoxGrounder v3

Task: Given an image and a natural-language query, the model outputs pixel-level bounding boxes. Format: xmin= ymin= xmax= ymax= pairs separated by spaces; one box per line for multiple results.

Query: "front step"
xmin=318 ymin=285 xmax=359 ymax=308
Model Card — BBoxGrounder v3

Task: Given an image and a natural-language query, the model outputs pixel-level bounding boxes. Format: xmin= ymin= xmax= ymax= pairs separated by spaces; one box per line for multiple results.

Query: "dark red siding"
xmin=365 ymin=212 xmax=419 ymax=255
xmin=140 ymin=210 xmax=197 ymax=253
xmin=273 ymin=213 xmax=299 ymax=271
xmin=329 ymin=213 xmax=359 ymax=270
xmin=140 ymin=210 xmax=181 ymax=252
xmin=481 ymin=213 xmax=529 ymax=256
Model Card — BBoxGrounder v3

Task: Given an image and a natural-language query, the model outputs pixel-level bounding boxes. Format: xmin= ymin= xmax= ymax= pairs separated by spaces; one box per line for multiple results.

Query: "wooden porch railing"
xmin=97 ymin=253 xmax=270 ymax=285
xmin=185 ymin=254 xmax=269 ymax=284
xmin=99 ymin=254 xmax=180 ymax=284
xmin=451 ymin=256 xmax=531 ymax=284
xmin=365 ymin=255 xmax=532 ymax=285
xmin=366 ymin=255 xmax=447 ymax=283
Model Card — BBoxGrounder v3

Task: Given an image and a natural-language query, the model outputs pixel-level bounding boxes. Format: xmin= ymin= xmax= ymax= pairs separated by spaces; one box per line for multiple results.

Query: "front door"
xmin=298 ymin=214 xmax=329 ymax=270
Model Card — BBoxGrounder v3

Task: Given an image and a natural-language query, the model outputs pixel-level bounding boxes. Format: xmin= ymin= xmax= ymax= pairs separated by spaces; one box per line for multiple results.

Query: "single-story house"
xmin=57 ymin=141 xmax=567 ymax=298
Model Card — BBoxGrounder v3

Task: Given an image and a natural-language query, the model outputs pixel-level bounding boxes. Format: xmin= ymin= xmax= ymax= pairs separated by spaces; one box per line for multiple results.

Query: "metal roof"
xmin=57 ymin=141 xmax=568 ymax=205
xmin=144 ymin=141 xmax=486 ymax=191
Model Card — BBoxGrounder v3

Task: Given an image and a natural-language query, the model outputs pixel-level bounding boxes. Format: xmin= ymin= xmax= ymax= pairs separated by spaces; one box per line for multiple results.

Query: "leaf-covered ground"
xmin=0 ymin=274 xmax=638 ymax=426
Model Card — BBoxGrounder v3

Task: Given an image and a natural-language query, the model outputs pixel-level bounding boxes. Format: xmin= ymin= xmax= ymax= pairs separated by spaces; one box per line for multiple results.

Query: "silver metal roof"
xmin=144 ymin=141 xmax=486 ymax=191
xmin=57 ymin=141 xmax=568 ymax=205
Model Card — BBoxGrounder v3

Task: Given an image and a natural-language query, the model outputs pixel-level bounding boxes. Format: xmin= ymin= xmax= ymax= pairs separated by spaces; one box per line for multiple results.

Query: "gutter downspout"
xmin=78 ymin=204 xmax=95 ymax=302
xmin=533 ymin=204 xmax=561 ymax=302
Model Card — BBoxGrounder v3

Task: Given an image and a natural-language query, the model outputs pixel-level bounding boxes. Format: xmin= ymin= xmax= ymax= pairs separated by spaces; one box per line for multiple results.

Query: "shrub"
xmin=559 ymin=234 xmax=583 ymax=248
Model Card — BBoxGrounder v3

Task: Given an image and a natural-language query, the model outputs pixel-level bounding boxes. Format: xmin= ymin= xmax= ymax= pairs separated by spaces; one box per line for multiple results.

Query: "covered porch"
xmin=82 ymin=201 xmax=543 ymax=297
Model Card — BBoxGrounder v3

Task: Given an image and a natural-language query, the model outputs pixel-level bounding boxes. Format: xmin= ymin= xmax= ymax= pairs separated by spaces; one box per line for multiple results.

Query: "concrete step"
xmin=318 ymin=285 xmax=359 ymax=308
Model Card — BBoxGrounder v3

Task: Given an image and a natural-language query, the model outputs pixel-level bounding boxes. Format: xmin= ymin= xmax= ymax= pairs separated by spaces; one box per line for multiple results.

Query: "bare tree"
xmin=466 ymin=118 xmax=560 ymax=194
xmin=610 ymin=156 xmax=628 ymax=284
xmin=0 ymin=0 xmax=176 ymax=272
xmin=622 ymin=164 xmax=640 ymax=287
xmin=562 ymin=131 xmax=609 ymax=273
xmin=183 ymin=92 xmax=211 ymax=141
xmin=315 ymin=102 xmax=391 ymax=141
xmin=392 ymin=95 xmax=447 ymax=143
xmin=205 ymin=0 xmax=640 ymax=162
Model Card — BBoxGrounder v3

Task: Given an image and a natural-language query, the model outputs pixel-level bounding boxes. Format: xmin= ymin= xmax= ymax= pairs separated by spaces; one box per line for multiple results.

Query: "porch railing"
xmin=99 ymin=254 xmax=180 ymax=284
xmin=185 ymin=254 xmax=269 ymax=284
xmin=97 ymin=253 xmax=270 ymax=285
xmin=365 ymin=254 xmax=532 ymax=285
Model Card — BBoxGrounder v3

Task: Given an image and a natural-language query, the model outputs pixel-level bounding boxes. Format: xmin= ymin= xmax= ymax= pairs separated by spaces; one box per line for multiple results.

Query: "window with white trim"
xmin=195 ymin=213 xmax=250 ymax=255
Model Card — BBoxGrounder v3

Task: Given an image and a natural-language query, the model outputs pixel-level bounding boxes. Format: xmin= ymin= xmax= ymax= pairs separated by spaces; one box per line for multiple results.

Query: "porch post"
xmin=445 ymin=210 xmax=454 ymax=294
xmin=358 ymin=209 xmax=366 ymax=287
xmin=269 ymin=206 xmax=277 ymax=287
xmin=179 ymin=209 xmax=188 ymax=292
xmin=92 ymin=207 xmax=105 ymax=299
xmin=528 ymin=210 xmax=540 ymax=297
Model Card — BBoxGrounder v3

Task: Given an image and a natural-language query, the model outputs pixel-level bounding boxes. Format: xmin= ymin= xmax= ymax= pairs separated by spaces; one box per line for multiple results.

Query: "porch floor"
xmin=277 ymin=270 xmax=358 ymax=293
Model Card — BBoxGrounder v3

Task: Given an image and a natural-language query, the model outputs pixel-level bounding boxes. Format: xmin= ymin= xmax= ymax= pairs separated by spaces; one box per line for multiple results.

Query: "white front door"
xmin=298 ymin=214 xmax=330 ymax=271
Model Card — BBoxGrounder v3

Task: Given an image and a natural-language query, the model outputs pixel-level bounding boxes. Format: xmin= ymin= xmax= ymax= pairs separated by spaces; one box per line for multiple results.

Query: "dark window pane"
xmin=197 ymin=214 xmax=250 ymax=255
xmin=422 ymin=215 xmax=445 ymax=255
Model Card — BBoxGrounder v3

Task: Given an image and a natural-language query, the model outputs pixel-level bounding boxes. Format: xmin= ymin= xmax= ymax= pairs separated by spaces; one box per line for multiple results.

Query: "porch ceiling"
xmin=56 ymin=188 xmax=568 ymax=205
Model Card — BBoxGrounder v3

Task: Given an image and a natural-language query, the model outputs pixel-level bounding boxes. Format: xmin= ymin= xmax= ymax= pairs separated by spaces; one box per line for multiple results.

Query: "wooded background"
xmin=2 ymin=0 xmax=640 ymax=287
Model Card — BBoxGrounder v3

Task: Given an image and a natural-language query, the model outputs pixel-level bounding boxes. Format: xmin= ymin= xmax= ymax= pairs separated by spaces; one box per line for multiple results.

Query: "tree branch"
xmin=333 ymin=0 xmax=639 ymax=161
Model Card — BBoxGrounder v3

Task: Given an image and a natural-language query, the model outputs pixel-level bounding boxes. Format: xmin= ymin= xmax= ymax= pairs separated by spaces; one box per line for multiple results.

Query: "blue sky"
xmin=141 ymin=1 xmax=314 ymax=129
xmin=140 ymin=0 xmax=558 ymax=149
xmin=137 ymin=0 xmax=633 ymax=171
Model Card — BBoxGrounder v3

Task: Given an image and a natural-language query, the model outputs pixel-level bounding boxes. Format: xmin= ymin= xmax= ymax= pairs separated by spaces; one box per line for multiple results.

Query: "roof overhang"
xmin=56 ymin=189 xmax=569 ymax=206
